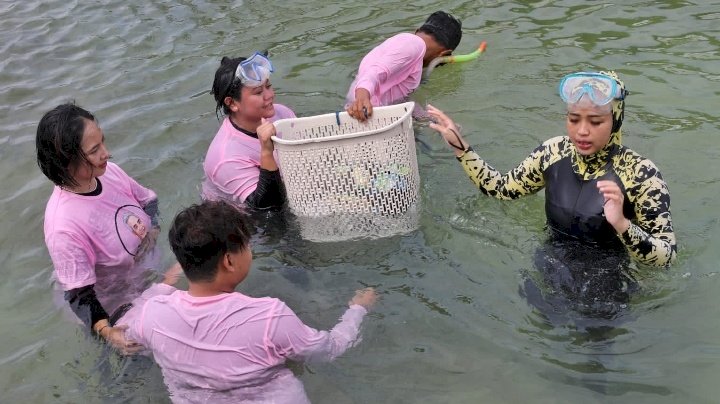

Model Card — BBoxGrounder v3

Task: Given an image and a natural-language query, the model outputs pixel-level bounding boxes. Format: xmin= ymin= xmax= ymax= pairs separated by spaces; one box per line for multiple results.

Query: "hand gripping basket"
xmin=272 ymin=102 xmax=420 ymax=242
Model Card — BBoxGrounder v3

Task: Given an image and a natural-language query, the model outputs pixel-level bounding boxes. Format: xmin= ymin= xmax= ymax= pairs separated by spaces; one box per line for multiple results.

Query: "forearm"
xmin=245 ymin=168 xmax=286 ymax=210
xmin=65 ymin=285 xmax=109 ymax=331
xmin=620 ymin=161 xmax=676 ymax=267
xmin=259 ymin=149 xmax=278 ymax=172
xmin=457 ymin=149 xmax=544 ymax=200
xmin=295 ymin=305 xmax=368 ymax=363
xmin=620 ymin=223 xmax=676 ymax=267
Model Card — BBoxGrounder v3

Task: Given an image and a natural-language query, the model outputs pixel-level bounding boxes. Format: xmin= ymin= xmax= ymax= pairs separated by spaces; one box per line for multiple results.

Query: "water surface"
xmin=1 ymin=1 xmax=719 ymax=403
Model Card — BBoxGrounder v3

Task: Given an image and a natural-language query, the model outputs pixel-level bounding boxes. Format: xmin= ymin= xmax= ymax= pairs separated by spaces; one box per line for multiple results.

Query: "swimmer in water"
xmin=428 ymin=71 xmax=676 ymax=316
xmin=345 ymin=11 xmax=462 ymax=121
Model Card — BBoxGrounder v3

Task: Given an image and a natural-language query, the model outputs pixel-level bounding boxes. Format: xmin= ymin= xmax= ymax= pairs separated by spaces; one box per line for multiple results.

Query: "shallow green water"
xmin=1 ymin=1 xmax=719 ymax=403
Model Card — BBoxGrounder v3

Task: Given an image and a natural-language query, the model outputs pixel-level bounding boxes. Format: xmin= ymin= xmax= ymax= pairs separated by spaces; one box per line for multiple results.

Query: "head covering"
xmin=418 ymin=11 xmax=462 ymax=50
xmin=568 ymin=70 xmax=627 ymax=180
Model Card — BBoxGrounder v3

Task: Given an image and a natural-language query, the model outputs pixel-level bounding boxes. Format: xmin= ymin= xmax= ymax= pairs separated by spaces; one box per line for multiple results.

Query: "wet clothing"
xmin=346 ymin=33 xmax=425 ymax=107
xmin=122 ymin=289 xmax=368 ymax=404
xmin=44 ymin=162 xmax=161 ymax=328
xmin=456 ymin=135 xmax=676 ymax=267
xmin=202 ymin=104 xmax=295 ymax=210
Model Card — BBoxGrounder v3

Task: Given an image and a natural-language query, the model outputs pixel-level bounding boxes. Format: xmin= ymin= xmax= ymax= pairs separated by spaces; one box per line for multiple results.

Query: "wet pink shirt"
xmin=202 ymin=104 xmax=296 ymax=204
xmin=43 ymin=162 xmax=158 ymax=314
xmin=122 ymin=289 xmax=368 ymax=404
xmin=346 ymin=32 xmax=426 ymax=107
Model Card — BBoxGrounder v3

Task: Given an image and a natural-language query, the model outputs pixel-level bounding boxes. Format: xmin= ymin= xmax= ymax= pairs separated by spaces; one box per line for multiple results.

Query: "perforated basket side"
xmin=272 ymin=102 xmax=420 ymax=240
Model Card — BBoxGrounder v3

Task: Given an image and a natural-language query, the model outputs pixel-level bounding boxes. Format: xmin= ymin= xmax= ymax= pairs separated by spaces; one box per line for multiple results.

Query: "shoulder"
xmin=538 ymin=136 xmax=570 ymax=156
xmin=616 ymin=147 xmax=664 ymax=182
xmin=272 ymin=104 xmax=297 ymax=120
xmin=105 ymin=161 xmax=126 ymax=176
xmin=205 ymin=118 xmax=244 ymax=163
xmin=378 ymin=33 xmax=425 ymax=54
xmin=541 ymin=136 xmax=567 ymax=148
xmin=102 ymin=162 xmax=133 ymax=184
xmin=392 ymin=32 xmax=424 ymax=45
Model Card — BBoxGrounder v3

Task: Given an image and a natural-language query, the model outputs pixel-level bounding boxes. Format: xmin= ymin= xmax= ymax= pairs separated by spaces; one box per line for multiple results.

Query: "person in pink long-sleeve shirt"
xmin=202 ymin=53 xmax=296 ymax=211
xmin=346 ymin=11 xmax=462 ymax=121
xmin=36 ymin=103 xmax=167 ymax=355
xmin=123 ymin=200 xmax=378 ymax=403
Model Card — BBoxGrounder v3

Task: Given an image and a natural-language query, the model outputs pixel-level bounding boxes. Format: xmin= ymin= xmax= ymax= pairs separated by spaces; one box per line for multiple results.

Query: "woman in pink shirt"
xmin=124 ymin=200 xmax=377 ymax=403
xmin=346 ymin=11 xmax=462 ymax=121
xmin=202 ymin=52 xmax=296 ymax=210
xmin=36 ymin=103 xmax=163 ymax=354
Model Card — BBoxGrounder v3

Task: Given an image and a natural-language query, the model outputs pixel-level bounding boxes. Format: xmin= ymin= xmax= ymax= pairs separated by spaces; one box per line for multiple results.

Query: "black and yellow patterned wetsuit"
xmin=455 ymin=81 xmax=676 ymax=269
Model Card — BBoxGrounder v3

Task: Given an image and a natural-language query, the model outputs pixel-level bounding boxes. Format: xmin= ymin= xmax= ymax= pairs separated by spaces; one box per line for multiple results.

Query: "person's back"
xmin=346 ymin=32 xmax=426 ymax=108
xmin=133 ymin=292 xmax=331 ymax=403
xmin=125 ymin=200 xmax=377 ymax=403
xmin=345 ymin=11 xmax=462 ymax=121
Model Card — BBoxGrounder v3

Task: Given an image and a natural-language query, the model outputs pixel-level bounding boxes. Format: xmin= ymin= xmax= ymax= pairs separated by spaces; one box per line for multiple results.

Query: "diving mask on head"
xmin=558 ymin=72 xmax=627 ymax=106
xmin=235 ymin=52 xmax=274 ymax=87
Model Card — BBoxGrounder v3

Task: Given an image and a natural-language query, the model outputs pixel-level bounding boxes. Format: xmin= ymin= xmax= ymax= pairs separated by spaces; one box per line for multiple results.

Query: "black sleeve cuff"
xmin=245 ymin=168 xmax=286 ymax=210
xmin=64 ymin=285 xmax=109 ymax=330
xmin=455 ymin=146 xmax=474 ymax=161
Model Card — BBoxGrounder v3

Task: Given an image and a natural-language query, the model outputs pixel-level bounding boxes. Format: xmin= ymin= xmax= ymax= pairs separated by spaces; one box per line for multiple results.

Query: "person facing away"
xmin=427 ymin=71 xmax=676 ymax=312
xmin=36 ymin=103 xmax=164 ymax=353
xmin=124 ymin=200 xmax=378 ymax=404
xmin=202 ymin=52 xmax=296 ymax=211
xmin=345 ymin=11 xmax=462 ymax=121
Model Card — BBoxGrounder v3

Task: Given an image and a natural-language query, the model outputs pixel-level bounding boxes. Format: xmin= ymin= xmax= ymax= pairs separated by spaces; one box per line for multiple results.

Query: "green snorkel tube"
xmin=422 ymin=41 xmax=487 ymax=82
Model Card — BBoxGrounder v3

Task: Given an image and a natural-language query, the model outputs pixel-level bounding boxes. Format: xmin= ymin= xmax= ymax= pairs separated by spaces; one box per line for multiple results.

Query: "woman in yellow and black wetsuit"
xmin=428 ymin=71 xmax=676 ymax=315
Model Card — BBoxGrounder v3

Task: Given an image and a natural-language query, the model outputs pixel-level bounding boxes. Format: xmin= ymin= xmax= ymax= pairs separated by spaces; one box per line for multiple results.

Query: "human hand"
xmin=134 ymin=227 xmax=159 ymax=262
xmin=102 ymin=324 xmax=144 ymax=355
xmin=347 ymin=88 xmax=373 ymax=122
xmin=257 ymin=118 xmax=277 ymax=151
xmin=597 ymin=180 xmax=630 ymax=233
xmin=162 ymin=262 xmax=183 ymax=285
xmin=349 ymin=287 xmax=378 ymax=310
xmin=426 ymin=104 xmax=469 ymax=156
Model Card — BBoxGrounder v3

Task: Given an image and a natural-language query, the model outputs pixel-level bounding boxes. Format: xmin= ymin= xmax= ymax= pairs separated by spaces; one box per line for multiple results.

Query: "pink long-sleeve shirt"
xmin=201 ymin=104 xmax=296 ymax=204
xmin=122 ymin=289 xmax=368 ymax=404
xmin=346 ymin=32 xmax=426 ymax=107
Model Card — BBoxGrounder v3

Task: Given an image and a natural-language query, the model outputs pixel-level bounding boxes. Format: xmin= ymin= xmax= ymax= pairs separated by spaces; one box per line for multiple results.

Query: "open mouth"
xmin=575 ymin=141 xmax=593 ymax=150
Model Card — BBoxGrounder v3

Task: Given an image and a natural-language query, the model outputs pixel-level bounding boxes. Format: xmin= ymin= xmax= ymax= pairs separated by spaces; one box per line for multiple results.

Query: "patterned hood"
xmin=570 ymin=70 xmax=626 ymax=180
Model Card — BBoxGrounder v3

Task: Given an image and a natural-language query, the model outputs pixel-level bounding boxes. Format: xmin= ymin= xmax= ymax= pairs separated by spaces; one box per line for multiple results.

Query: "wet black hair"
xmin=417 ymin=11 xmax=462 ymax=50
xmin=168 ymin=200 xmax=252 ymax=283
xmin=211 ymin=56 xmax=247 ymax=119
xmin=36 ymin=103 xmax=96 ymax=188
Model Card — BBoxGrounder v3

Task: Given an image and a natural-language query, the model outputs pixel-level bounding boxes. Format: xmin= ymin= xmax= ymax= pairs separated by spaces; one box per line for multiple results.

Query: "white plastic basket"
xmin=272 ymin=102 xmax=420 ymax=241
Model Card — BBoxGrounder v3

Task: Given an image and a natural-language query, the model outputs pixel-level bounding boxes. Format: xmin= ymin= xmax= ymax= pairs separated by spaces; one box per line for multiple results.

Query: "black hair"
xmin=211 ymin=56 xmax=247 ymax=119
xmin=417 ymin=11 xmax=462 ymax=50
xmin=168 ymin=200 xmax=252 ymax=283
xmin=36 ymin=103 xmax=96 ymax=188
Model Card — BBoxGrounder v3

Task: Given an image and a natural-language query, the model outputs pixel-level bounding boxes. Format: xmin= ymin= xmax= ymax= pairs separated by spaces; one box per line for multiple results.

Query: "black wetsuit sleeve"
xmin=142 ymin=198 xmax=160 ymax=227
xmin=64 ymin=285 xmax=109 ymax=330
xmin=245 ymin=168 xmax=286 ymax=210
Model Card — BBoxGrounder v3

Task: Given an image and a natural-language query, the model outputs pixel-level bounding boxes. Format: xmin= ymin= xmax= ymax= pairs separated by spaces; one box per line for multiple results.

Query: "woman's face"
xmin=234 ymin=80 xmax=275 ymax=121
xmin=70 ymin=119 xmax=111 ymax=182
xmin=565 ymin=101 xmax=614 ymax=156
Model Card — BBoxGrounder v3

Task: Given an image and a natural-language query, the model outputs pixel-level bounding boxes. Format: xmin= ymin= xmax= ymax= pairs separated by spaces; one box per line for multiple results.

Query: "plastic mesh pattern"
xmin=273 ymin=102 xmax=420 ymax=241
